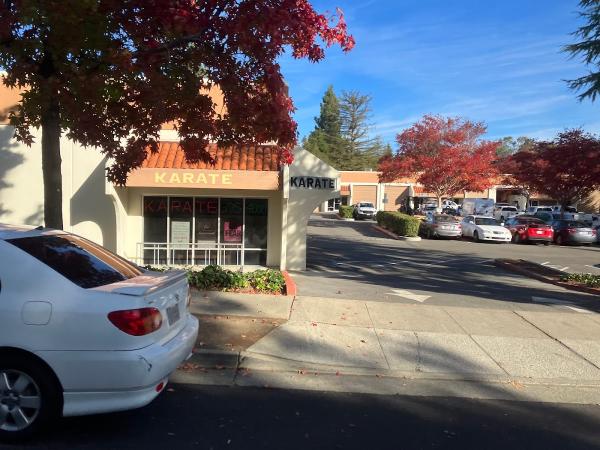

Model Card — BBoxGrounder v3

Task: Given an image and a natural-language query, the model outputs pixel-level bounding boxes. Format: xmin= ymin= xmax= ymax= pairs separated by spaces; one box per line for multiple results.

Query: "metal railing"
xmin=136 ymin=242 xmax=249 ymax=266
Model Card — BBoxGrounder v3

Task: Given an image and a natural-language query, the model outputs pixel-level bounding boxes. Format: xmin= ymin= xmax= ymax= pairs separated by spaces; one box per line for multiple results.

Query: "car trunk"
xmin=92 ymin=270 xmax=190 ymax=349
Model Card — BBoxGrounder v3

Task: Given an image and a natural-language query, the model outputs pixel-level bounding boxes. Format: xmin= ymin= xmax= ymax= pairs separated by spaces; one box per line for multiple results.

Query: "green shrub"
xmin=376 ymin=211 xmax=421 ymax=237
xmin=560 ymin=273 xmax=600 ymax=288
xmin=186 ymin=265 xmax=285 ymax=293
xmin=247 ymin=269 xmax=286 ymax=293
xmin=338 ymin=205 xmax=354 ymax=218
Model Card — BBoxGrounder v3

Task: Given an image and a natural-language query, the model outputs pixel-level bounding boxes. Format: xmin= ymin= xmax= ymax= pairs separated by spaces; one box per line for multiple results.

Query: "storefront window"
xmin=220 ymin=198 xmax=243 ymax=265
xmin=169 ymin=197 xmax=193 ymax=264
xmin=141 ymin=196 xmax=269 ymax=267
xmin=244 ymin=199 xmax=268 ymax=265
xmin=194 ymin=198 xmax=218 ymax=265
xmin=143 ymin=196 xmax=168 ymax=264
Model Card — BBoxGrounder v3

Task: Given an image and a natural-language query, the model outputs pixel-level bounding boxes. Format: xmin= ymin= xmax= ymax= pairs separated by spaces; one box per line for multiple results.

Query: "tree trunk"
xmin=436 ymin=195 xmax=442 ymax=212
xmin=41 ymin=96 xmax=63 ymax=229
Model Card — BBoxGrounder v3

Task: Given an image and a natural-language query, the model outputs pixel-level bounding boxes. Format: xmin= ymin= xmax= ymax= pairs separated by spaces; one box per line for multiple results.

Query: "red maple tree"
xmin=379 ymin=115 xmax=500 ymax=208
xmin=0 ymin=0 xmax=354 ymax=228
xmin=507 ymin=129 xmax=600 ymax=211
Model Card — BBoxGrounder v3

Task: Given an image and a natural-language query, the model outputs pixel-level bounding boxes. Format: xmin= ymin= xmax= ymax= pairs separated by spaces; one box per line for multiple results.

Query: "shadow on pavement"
xmin=12 ymin=383 xmax=600 ymax=450
xmin=298 ymin=219 xmax=600 ymax=311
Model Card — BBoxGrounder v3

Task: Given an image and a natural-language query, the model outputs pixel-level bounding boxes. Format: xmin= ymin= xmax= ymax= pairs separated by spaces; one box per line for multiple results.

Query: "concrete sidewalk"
xmin=178 ymin=293 xmax=600 ymax=404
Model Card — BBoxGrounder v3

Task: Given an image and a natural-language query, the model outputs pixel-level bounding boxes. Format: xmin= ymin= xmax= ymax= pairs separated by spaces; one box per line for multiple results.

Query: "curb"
xmin=494 ymin=259 xmax=600 ymax=296
xmin=372 ymin=224 xmax=422 ymax=241
xmin=282 ymin=271 xmax=297 ymax=297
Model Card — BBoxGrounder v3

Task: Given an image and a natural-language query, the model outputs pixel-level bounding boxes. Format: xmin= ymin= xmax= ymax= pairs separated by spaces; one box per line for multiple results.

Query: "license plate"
xmin=166 ymin=304 xmax=181 ymax=325
xmin=536 ymin=230 xmax=543 ymax=234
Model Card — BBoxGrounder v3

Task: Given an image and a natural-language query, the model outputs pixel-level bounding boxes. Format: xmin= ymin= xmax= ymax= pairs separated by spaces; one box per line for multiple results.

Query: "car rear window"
xmin=518 ymin=218 xmax=545 ymax=225
xmin=359 ymin=203 xmax=374 ymax=208
xmin=7 ymin=234 xmax=142 ymax=289
xmin=568 ymin=221 xmax=588 ymax=228
xmin=435 ymin=215 xmax=458 ymax=223
xmin=502 ymin=207 xmax=517 ymax=211
xmin=475 ymin=218 xmax=499 ymax=225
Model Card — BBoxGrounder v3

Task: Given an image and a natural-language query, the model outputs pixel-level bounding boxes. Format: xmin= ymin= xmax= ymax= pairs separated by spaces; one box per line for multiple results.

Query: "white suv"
xmin=0 ymin=224 xmax=198 ymax=440
xmin=353 ymin=202 xmax=377 ymax=220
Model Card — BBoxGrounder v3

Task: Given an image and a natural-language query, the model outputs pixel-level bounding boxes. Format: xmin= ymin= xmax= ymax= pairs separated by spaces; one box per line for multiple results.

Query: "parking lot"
xmin=292 ymin=215 xmax=600 ymax=312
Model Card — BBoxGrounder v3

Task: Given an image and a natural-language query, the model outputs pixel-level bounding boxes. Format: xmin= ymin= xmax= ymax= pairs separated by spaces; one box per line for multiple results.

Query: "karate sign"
xmin=290 ymin=176 xmax=336 ymax=190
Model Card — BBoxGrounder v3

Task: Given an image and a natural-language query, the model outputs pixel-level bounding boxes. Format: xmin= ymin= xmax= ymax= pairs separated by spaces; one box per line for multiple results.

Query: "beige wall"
xmin=0 ymin=124 xmax=117 ymax=250
xmin=352 ymin=185 xmax=377 ymax=206
xmin=384 ymin=185 xmax=408 ymax=211
xmin=286 ymin=148 xmax=339 ymax=271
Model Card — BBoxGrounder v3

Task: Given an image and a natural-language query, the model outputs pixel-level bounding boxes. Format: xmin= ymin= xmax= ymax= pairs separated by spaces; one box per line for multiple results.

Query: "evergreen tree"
xmin=565 ymin=0 xmax=600 ymax=100
xmin=339 ymin=91 xmax=385 ymax=170
xmin=303 ymin=85 xmax=344 ymax=166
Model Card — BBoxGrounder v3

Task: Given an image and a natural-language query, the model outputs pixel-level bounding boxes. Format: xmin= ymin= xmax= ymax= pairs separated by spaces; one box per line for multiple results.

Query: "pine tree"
xmin=339 ymin=91 xmax=385 ymax=170
xmin=303 ymin=85 xmax=344 ymax=166
xmin=565 ymin=0 xmax=600 ymax=100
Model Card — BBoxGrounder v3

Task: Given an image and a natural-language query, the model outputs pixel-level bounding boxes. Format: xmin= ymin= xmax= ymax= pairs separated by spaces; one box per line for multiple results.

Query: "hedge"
xmin=560 ymin=273 xmax=600 ymax=288
xmin=338 ymin=205 xmax=354 ymax=218
xmin=376 ymin=211 xmax=421 ymax=237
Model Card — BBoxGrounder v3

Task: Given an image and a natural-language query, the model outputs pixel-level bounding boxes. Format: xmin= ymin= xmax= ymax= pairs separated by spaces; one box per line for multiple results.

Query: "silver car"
xmin=552 ymin=220 xmax=597 ymax=245
xmin=421 ymin=214 xmax=462 ymax=239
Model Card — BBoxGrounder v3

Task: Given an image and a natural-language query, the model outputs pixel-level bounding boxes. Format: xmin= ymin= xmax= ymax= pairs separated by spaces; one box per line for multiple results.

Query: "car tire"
xmin=0 ymin=354 xmax=62 ymax=442
xmin=556 ymin=235 xmax=563 ymax=246
xmin=514 ymin=233 xmax=521 ymax=244
xmin=473 ymin=231 xmax=480 ymax=242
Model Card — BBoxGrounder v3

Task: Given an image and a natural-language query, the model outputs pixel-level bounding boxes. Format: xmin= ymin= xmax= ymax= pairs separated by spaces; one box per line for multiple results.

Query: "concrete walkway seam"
xmin=513 ymin=310 xmax=600 ymax=372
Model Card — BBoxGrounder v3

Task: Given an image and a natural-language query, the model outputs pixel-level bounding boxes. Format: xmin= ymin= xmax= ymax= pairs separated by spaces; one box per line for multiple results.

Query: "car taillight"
xmin=593 ymin=229 xmax=597 ymax=235
xmin=108 ymin=308 xmax=162 ymax=336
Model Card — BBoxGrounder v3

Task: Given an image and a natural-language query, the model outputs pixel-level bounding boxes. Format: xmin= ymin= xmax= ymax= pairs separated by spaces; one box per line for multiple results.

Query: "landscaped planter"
xmin=145 ymin=264 xmax=293 ymax=296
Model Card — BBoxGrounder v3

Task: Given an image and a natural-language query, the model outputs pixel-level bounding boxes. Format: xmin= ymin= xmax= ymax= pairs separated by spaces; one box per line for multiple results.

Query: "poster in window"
xmin=171 ymin=221 xmax=191 ymax=249
xmin=223 ymin=221 xmax=242 ymax=243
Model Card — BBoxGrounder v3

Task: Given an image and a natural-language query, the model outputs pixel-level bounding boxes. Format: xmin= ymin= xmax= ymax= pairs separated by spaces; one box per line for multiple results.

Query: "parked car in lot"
xmin=493 ymin=206 xmax=519 ymax=222
xmin=504 ymin=216 xmax=553 ymax=244
xmin=0 ymin=224 xmax=199 ymax=440
xmin=420 ymin=214 xmax=462 ymax=239
xmin=353 ymin=202 xmax=377 ymax=220
xmin=551 ymin=220 xmax=597 ymax=246
xmin=460 ymin=198 xmax=495 ymax=217
xmin=533 ymin=211 xmax=564 ymax=224
xmin=461 ymin=216 xmax=512 ymax=243
xmin=526 ymin=206 xmax=553 ymax=215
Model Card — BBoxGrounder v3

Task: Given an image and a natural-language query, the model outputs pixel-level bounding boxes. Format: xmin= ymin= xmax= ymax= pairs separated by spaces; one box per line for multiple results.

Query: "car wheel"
xmin=473 ymin=231 xmax=480 ymax=242
xmin=426 ymin=229 xmax=432 ymax=239
xmin=514 ymin=233 xmax=521 ymax=244
xmin=0 ymin=354 xmax=62 ymax=442
xmin=556 ymin=235 xmax=563 ymax=246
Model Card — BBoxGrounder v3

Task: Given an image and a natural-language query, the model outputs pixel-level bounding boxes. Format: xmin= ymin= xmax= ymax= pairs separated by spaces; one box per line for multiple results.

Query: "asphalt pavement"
xmin=8 ymin=384 xmax=600 ymax=450
xmin=292 ymin=215 xmax=600 ymax=311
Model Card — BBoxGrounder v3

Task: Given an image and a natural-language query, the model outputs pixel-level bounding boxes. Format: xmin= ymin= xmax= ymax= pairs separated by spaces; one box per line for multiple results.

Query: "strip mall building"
xmin=0 ymin=85 xmax=338 ymax=271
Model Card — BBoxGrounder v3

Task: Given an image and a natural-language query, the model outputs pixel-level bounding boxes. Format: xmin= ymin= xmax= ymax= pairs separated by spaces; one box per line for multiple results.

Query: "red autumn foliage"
xmin=1 ymin=1 xmax=354 ymax=228
xmin=506 ymin=129 xmax=600 ymax=209
xmin=379 ymin=115 xmax=500 ymax=207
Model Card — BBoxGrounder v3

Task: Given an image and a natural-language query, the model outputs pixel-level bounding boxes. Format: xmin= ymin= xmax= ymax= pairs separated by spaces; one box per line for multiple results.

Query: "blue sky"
xmin=280 ymin=0 xmax=598 ymax=144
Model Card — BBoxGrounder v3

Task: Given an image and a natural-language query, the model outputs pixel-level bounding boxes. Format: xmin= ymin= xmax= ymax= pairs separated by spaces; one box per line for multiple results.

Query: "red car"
xmin=504 ymin=216 xmax=553 ymax=244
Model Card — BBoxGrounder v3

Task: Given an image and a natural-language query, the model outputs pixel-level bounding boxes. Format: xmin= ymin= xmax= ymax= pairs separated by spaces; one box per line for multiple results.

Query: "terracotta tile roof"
xmin=142 ymin=142 xmax=282 ymax=171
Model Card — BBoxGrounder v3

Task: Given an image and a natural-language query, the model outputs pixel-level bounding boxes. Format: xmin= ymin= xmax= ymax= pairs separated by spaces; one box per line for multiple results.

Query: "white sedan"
xmin=461 ymin=215 xmax=512 ymax=243
xmin=0 ymin=224 xmax=199 ymax=440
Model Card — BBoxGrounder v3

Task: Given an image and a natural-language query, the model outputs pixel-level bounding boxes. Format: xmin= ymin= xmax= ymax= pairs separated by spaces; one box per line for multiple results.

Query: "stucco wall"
xmin=286 ymin=148 xmax=339 ymax=271
xmin=0 ymin=125 xmax=117 ymax=250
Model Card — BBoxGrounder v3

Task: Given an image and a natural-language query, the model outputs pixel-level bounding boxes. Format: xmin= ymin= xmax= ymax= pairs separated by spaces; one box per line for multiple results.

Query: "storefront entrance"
xmin=139 ymin=196 xmax=268 ymax=266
